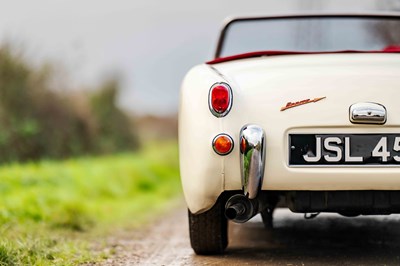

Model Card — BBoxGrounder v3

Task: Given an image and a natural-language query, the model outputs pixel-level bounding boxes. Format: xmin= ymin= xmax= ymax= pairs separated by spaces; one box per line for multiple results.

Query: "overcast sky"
xmin=0 ymin=0 xmax=398 ymax=116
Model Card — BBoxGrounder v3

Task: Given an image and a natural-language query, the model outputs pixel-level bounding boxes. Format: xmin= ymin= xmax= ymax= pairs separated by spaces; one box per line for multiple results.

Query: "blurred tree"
xmin=90 ymin=79 xmax=139 ymax=153
xmin=0 ymin=45 xmax=139 ymax=163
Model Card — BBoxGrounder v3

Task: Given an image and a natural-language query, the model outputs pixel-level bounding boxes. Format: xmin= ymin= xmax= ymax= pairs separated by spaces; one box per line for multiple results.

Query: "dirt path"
xmin=99 ymin=206 xmax=400 ymax=265
xmin=98 ymin=206 xmax=192 ymax=265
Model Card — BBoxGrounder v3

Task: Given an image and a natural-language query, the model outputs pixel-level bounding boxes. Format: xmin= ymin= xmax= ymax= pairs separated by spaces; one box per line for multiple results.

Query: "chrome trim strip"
xmin=349 ymin=102 xmax=387 ymax=124
xmin=208 ymin=82 xmax=233 ymax=118
xmin=240 ymin=125 xmax=266 ymax=199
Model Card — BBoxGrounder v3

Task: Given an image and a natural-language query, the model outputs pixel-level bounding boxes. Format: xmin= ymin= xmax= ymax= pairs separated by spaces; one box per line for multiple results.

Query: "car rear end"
xmin=181 ymin=52 xmax=400 ymax=214
xmin=213 ymin=52 xmax=400 ymax=214
xmin=180 ymin=13 xmax=400 ymax=255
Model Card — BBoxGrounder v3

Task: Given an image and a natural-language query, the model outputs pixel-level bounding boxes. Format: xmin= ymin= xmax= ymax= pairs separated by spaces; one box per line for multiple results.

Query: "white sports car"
xmin=179 ymin=13 xmax=400 ymax=254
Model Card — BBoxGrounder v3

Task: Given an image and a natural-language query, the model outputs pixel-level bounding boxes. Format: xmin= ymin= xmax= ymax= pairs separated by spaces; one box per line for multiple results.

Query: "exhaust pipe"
xmin=225 ymin=194 xmax=259 ymax=223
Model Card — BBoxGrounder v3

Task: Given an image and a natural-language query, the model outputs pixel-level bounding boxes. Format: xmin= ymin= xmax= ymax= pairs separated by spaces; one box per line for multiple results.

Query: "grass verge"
xmin=0 ymin=141 xmax=181 ymax=265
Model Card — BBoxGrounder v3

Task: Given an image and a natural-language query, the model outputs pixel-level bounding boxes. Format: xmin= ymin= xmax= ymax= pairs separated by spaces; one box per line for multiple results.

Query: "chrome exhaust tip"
xmin=225 ymin=194 xmax=257 ymax=223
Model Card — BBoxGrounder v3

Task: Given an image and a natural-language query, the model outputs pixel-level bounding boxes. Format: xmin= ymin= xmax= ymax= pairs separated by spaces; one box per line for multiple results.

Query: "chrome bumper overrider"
xmin=224 ymin=125 xmax=266 ymax=223
xmin=239 ymin=124 xmax=266 ymax=199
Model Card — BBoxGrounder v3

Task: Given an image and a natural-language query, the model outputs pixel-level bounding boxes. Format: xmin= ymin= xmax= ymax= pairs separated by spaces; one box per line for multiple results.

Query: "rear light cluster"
xmin=209 ymin=82 xmax=232 ymax=117
xmin=212 ymin=134 xmax=234 ymax=155
xmin=209 ymin=82 xmax=234 ymax=155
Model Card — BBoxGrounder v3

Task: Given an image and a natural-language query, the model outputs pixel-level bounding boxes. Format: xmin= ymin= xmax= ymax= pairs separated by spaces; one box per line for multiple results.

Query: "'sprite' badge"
xmin=280 ymin=97 xmax=326 ymax=111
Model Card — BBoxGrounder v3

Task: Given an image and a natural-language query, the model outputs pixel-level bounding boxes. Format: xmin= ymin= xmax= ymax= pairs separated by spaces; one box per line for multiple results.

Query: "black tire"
xmin=261 ymin=195 xmax=279 ymax=229
xmin=260 ymin=208 xmax=274 ymax=229
xmin=188 ymin=200 xmax=228 ymax=255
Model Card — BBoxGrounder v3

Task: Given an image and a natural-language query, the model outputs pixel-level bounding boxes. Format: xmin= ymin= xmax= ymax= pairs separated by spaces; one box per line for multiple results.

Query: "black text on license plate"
xmin=289 ymin=134 xmax=400 ymax=166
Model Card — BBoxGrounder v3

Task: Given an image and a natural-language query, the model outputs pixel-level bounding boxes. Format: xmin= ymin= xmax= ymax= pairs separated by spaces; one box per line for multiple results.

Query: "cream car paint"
xmin=179 ymin=53 xmax=400 ymax=214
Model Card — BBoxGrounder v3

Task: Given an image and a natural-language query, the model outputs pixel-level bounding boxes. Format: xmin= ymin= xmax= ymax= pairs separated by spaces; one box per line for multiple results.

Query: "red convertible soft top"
xmin=206 ymin=48 xmax=400 ymax=65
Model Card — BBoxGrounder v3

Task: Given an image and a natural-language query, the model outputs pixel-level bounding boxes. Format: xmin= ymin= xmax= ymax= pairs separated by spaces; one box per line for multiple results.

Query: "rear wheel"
xmin=260 ymin=196 xmax=279 ymax=229
xmin=260 ymin=208 xmax=274 ymax=229
xmin=188 ymin=201 xmax=228 ymax=254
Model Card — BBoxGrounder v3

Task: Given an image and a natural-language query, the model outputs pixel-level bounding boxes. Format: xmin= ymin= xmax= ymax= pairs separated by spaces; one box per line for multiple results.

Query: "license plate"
xmin=289 ymin=134 xmax=400 ymax=166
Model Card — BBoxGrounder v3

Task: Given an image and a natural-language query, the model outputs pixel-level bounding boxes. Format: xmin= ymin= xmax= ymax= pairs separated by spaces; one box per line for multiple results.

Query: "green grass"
xmin=0 ymin=141 xmax=181 ymax=265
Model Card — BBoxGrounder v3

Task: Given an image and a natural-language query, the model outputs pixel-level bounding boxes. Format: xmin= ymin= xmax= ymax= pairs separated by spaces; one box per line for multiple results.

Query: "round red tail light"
xmin=209 ymin=83 xmax=232 ymax=117
xmin=212 ymin=134 xmax=234 ymax=155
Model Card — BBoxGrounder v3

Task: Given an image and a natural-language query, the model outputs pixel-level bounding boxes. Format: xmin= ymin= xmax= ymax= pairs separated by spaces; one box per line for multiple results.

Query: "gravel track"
xmin=98 ymin=206 xmax=400 ymax=265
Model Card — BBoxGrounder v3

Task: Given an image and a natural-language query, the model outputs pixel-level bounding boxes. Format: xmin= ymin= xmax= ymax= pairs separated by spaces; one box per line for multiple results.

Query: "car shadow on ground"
xmin=195 ymin=209 xmax=400 ymax=265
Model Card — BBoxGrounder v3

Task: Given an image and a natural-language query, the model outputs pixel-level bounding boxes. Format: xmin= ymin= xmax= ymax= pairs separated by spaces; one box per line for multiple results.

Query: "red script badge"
xmin=280 ymin=97 xmax=326 ymax=111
